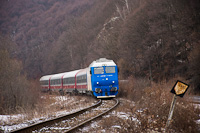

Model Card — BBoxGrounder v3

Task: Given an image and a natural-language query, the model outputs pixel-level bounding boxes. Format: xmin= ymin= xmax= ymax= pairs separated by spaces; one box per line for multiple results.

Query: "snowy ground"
xmin=77 ymin=98 xmax=200 ymax=133
xmin=0 ymin=95 xmax=199 ymax=132
xmin=77 ymin=98 xmax=140 ymax=132
xmin=0 ymin=97 xmax=139 ymax=132
xmin=0 ymin=94 xmax=96 ymax=132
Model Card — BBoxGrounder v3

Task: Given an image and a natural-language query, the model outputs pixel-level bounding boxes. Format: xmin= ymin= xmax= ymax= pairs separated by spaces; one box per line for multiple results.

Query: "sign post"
xmin=165 ymin=80 xmax=189 ymax=132
xmin=165 ymin=94 xmax=177 ymax=130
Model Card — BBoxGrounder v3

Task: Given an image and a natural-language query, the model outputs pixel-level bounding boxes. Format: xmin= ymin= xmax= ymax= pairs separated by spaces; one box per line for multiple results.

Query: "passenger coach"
xmin=40 ymin=58 xmax=119 ymax=98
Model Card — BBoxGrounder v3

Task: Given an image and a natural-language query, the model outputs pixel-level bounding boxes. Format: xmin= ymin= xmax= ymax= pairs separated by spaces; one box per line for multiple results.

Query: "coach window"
xmin=64 ymin=78 xmax=67 ymax=84
xmin=105 ymin=67 xmax=115 ymax=73
xmin=81 ymin=75 xmax=84 ymax=83
xmin=66 ymin=78 xmax=68 ymax=84
xmin=69 ymin=77 xmax=74 ymax=84
xmin=71 ymin=78 xmax=73 ymax=84
xmin=94 ymin=67 xmax=104 ymax=74
xmin=83 ymin=75 xmax=86 ymax=83
xmin=45 ymin=81 xmax=48 ymax=85
xmin=72 ymin=77 xmax=75 ymax=83
xmin=77 ymin=76 xmax=80 ymax=83
xmin=65 ymin=78 xmax=68 ymax=84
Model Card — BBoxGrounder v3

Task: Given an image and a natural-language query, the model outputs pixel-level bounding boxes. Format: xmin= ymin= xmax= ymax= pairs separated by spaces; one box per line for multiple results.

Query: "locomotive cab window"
xmin=94 ymin=67 xmax=104 ymax=74
xmin=105 ymin=67 xmax=115 ymax=73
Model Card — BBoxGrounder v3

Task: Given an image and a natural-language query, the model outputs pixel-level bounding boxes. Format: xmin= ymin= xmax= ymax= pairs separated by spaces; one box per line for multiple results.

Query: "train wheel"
xmin=59 ymin=90 xmax=64 ymax=95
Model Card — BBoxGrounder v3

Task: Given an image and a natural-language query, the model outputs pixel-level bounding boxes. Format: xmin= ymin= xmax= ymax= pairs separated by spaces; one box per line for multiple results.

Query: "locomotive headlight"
xmin=112 ymin=81 xmax=115 ymax=84
xmin=111 ymin=87 xmax=117 ymax=92
xmin=97 ymin=82 xmax=99 ymax=84
xmin=95 ymin=88 xmax=101 ymax=93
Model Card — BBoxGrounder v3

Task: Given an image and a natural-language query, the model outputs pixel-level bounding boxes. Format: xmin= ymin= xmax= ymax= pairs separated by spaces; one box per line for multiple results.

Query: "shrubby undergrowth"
xmin=118 ymin=77 xmax=199 ymax=132
xmin=0 ymin=35 xmax=40 ymax=114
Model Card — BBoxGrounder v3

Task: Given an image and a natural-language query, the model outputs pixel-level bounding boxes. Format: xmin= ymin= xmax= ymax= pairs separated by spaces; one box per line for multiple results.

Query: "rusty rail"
xmin=65 ymin=98 xmax=119 ymax=133
xmin=11 ymin=99 xmax=102 ymax=133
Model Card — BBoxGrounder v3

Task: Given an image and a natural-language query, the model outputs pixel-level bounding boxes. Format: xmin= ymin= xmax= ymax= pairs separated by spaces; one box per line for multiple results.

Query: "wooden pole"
xmin=165 ymin=94 xmax=177 ymax=132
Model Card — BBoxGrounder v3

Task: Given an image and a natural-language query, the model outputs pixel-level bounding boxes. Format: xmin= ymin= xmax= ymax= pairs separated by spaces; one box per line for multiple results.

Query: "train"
xmin=40 ymin=58 xmax=119 ymax=98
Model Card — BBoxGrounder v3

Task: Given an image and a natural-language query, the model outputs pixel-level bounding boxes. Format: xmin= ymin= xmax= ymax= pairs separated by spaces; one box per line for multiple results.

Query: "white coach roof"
xmin=89 ymin=58 xmax=116 ymax=67
xmin=40 ymin=75 xmax=53 ymax=81
xmin=40 ymin=69 xmax=81 ymax=81
xmin=50 ymin=72 xmax=67 ymax=80
xmin=63 ymin=70 xmax=80 ymax=78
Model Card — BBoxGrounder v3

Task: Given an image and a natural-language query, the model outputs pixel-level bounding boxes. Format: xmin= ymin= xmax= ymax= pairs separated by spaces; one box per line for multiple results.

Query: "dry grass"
xmin=0 ymin=93 xmax=96 ymax=128
xmin=117 ymin=77 xmax=199 ymax=132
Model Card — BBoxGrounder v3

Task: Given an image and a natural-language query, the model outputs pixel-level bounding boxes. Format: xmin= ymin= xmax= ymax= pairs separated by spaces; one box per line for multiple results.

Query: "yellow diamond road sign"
xmin=171 ymin=80 xmax=189 ymax=97
xmin=174 ymin=82 xmax=188 ymax=95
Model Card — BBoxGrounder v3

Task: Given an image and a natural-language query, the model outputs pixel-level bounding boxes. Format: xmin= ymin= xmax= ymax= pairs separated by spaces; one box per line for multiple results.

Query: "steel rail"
xmin=11 ymin=99 xmax=102 ymax=133
xmin=65 ymin=98 xmax=119 ymax=133
xmin=188 ymin=101 xmax=200 ymax=104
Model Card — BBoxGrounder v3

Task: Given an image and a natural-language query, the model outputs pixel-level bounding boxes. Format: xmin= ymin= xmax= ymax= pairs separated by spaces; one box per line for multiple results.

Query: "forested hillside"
xmin=0 ymin=0 xmax=200 ymax=93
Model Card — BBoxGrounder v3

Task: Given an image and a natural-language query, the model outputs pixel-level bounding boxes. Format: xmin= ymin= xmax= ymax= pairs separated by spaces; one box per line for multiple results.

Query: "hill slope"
xmin=0 ymin=0 xmax=200 ymax=92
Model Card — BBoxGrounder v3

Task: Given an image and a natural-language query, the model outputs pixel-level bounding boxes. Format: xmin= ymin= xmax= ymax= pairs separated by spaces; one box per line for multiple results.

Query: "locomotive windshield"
xmin=105 ymin=66 xmax=115 ymax=73
xmin=94 ymin=67 xmax=104 ymax=74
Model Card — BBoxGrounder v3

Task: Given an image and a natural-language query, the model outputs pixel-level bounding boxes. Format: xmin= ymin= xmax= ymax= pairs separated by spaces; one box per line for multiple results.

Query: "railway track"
xmin=11 ymin=98 xmax=119 ymax=133
xmin=188 ymin=96 xmax=200 ymax=104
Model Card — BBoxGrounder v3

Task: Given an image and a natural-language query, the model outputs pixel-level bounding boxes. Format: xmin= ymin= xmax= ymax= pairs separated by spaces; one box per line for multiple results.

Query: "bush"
xmin=118 ymin=76 xmax=151 ymax=101
xmin=118 ymin=77 xmax=199 ymax=132
xmin=0 ymin=35 xmax=40 ymax=114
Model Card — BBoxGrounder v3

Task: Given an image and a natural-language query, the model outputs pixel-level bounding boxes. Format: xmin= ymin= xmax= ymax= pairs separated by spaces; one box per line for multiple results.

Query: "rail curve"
xmin=11 ymin=99 xmax=119 ymax=133
xmin=65 ymin=98 xmax=119 ymax=132
xmin=11 ymin=99 xmax=102 ymax=133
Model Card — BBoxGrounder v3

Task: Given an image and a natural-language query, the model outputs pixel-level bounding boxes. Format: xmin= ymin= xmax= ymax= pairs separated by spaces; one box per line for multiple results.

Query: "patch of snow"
xmin=103 ymin=115 xmax=110 ymax=118
xmin=101 ymin=129 xmax=106 ymax=132
xmin=39 ymin=126 xmax=70 ymax=131
xmin=110 ymin=111 xmax=139 ymax=122
xmin=196 ymin=119 xmax=200 ymax=124
xmin=0 ymin=95 xmax=95 ymax=132
xmin=112 ymin=125 xmax=121 ymax=129
xmin=193 ymin=104 xmax=200 ymax=109
xmin=81 ymin=121 xmax=100 ymax=132
xmin=177 ymin=59 xmax=184 ymax=63
xmin=116 ymin=112 xmax=130 ymax=120
xmin=137 ymin=109 xmax=143 ymax=113
xmin=119 ymin=98 xmax=135 ymax=107
xmin=54 ymin=107 xmax=85 ymax=118
xmin=131 ymin=117 xmax=138 ymax=121
xmin=0 ymin=115 xmax=54 ymax=132
xmin=0 ymin=114 xmax=24 ymax=124
xmin=1 ymin=123 xmax=29 ymax=132
xmin=91 ymin=121 xmax=99 ymax=128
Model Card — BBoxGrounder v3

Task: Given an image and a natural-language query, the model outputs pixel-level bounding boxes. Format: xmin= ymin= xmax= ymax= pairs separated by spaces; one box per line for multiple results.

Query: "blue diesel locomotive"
xmin=40 ymin=58 xmax=119 ymax=98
